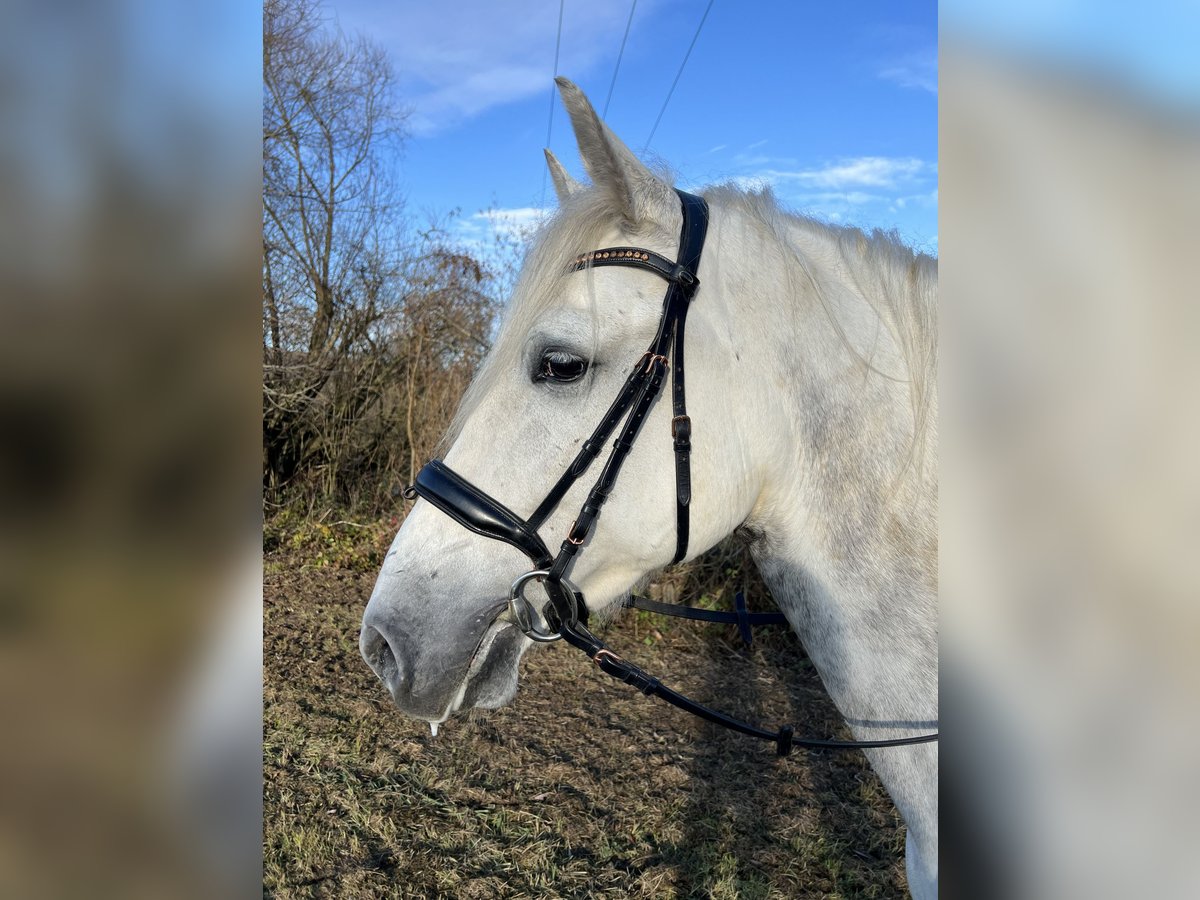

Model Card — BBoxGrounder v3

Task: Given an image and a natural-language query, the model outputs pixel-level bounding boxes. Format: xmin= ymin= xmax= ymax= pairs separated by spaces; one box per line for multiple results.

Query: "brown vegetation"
xmin=264 ymin=552 xmax=908 ymax=898
xmin=263 ymin=0 xmax=502 ymax=515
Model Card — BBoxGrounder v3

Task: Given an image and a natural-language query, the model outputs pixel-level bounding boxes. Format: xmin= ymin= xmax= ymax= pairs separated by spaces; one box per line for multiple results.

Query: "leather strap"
xmin=552 ymin=355 xmax=669 ymax=560
xmin=670 ymin=313 xmax=692 ymax=563
xmin=529 ymin=190 xmax=708 ymax=566
xmin=406 ymin=460 xmax=553 ymax=568
xmin=625 ymin=591 xmax=788 ymax=648
xmin=404 ymin=461 xmax=586 ymax=628
xmin=668 ymin=190 xmax=707 ymax=563
xmin=527 ymin=357 xmax=653 ymax=532
xmin=557 ymin=618 xmax=937 ymax=757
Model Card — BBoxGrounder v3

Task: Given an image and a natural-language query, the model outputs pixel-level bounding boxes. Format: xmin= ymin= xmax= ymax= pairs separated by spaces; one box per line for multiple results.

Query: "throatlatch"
xmin=405 ymin=189 xmax=939 ymax=756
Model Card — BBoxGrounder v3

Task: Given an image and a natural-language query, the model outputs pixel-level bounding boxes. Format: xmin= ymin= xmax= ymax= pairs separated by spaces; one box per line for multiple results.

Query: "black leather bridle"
xmin=405 ymin=189 xmax=938 ymax=756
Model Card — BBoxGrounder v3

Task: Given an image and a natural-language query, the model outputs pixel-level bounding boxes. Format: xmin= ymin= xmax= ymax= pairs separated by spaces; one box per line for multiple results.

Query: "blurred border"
xmin=941 ymin=15 xmax=1200 ymax=899
xmin=0 ymin=0 xmax=262 ymax=896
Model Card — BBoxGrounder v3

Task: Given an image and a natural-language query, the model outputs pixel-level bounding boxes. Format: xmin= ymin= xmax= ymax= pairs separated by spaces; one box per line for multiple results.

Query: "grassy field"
xmin=264 ymin=542 xmax=909 ymax=898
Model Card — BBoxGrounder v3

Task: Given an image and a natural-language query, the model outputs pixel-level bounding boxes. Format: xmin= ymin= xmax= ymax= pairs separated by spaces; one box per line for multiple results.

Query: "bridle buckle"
xmin=643 ymin=352 xmax=668 ymax=374
xmin=592 ymin=648 xmax=623 ymax=668
xmin=669 ymin=263 xmax=698 ymax=288
xmin=567 ymin=520 xmax=585 ymax=546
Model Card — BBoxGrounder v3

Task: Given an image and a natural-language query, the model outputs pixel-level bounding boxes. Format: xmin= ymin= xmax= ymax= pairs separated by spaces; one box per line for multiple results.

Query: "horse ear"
xmin=555 ymin=77 xmax=675 ymax=227
xmin=544 ymin=149 xmax=581 ymax=204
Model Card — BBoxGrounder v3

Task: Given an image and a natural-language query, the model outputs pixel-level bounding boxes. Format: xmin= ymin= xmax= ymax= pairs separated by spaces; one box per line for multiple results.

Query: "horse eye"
xmin=535 ymin=350 xmax=588 ymax=384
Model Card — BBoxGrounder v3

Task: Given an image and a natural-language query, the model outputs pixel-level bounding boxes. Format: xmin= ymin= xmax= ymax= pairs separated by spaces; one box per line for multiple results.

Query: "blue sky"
xmin=326 ymin=0 xmax=938 ymax=255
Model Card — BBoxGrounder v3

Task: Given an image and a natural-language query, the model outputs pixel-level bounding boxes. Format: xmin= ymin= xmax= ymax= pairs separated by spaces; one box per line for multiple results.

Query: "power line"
xmin=602 ymin=0 xmax=638 ymax=119
xmin=545 ymin=0 xmax=565 ymax=150
xmin=644 ymin=0 xmax=715 ymax=150
xmin=539 ymin=0 xmax=566 ymax=211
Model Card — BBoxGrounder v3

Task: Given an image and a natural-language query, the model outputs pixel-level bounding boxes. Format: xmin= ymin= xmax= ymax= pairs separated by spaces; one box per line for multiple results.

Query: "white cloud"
xmin=733 ymin=153 xmax=772 ymax=168
xmin=879 ymin=48 xmax=938 ymax=95
xmin=823 ymin=191 xmax=874 ymax=205
xmin=789 ymin=192 xmax=884 ymax=222
xmin=729 ymin=156 xmax=936 ymax=226
xmin=453 ymin=206 xmax=548 ymax=251
xmin=411 ymin=66 xmax=550 ymax=134
xmin=471 ymin=207 xmax=546 ymax=239
xmin=333 ymin=0 xmax=666 ymax=135
xmin=739 ymin=156 xmax=931 ymax=192
xmin=797 ymin=157 xmax=927 ymax=188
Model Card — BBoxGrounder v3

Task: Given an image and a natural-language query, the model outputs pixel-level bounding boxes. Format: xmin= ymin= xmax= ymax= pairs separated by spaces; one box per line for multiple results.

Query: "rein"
xmin=405 ymin=189 xmax=938 ymax=757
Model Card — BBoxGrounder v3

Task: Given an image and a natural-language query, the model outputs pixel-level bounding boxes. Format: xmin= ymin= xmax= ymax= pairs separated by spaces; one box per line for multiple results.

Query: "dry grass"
xmin=264 ymin=541 xmax=909 ymax=898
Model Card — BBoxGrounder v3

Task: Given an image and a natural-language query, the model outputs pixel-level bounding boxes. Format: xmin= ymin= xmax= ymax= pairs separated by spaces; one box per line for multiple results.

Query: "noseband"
xmin=405 ymin=189 xmax=937 ymax=756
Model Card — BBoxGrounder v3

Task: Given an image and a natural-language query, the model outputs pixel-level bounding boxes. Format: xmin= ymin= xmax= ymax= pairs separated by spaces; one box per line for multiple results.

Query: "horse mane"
xmin=445 ymin=181 xmax=938 ymax=465
xmin=702 ymin=184 xmax=938 ymax=467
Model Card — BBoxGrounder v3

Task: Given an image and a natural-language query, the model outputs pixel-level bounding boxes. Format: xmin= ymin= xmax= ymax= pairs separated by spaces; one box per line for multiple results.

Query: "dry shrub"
xmin=264 ymin=233 xmax=499 ymax=518
xmin=262 ymin=0 xmax=503 ymax=520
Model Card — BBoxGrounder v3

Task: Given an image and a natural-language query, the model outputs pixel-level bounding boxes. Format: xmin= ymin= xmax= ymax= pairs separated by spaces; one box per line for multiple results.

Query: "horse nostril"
xmin=360 ymin=624 xmax=403 ymax=689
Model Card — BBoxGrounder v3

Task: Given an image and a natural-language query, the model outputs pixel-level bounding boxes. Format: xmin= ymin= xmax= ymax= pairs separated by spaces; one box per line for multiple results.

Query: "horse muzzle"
xmin=359 ymin=598 xmax=524 ymax=721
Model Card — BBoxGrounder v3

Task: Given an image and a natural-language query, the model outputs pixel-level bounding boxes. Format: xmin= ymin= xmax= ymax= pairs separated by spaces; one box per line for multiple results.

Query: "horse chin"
xmin=456 ymin=618 xmax=527 ymax=712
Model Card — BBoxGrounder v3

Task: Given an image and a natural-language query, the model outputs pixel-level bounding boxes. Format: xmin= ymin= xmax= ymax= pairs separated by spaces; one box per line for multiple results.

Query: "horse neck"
xmin=712 ymin=204 xmax=938 ymax=725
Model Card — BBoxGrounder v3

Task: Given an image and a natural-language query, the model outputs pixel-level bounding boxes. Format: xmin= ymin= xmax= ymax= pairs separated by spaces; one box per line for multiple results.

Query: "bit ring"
xmin=509 ymin=570 xmax=562 ymax=643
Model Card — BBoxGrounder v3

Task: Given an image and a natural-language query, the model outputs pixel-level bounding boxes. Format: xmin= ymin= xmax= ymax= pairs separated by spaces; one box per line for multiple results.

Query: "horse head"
xmin=359 ymin=80 xmax=763 ymax=724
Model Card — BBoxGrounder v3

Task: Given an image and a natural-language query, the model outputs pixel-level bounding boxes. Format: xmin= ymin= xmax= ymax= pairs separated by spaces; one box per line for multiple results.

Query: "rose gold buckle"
xmin=592 ymin=648 xmax=623 ymax=668
xmin=644 ymin=353 xmax=668 ymax=374
xmin=567 ymin=520 xmax=585 ymax=546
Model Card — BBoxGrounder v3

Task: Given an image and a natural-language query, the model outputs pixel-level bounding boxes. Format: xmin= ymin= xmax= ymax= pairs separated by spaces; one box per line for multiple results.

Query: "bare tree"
xmin=262 ymin=0 xmax=403 ymax=501
xmin=263 ymin=0 xmax=499 ymax=513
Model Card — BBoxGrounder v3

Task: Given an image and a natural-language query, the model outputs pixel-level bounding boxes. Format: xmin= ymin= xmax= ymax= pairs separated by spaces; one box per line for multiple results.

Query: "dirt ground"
xmin=264 ymin=551 xmax=909 ymax=898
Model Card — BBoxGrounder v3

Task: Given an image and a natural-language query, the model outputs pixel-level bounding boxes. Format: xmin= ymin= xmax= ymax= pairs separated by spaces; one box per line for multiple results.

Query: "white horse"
xmin=361 ymin=79 xmax=938 ymax=898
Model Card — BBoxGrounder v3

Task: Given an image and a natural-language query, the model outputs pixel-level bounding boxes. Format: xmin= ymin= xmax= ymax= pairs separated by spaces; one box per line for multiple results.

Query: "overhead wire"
xmin=644 ymin=0 xmax=715 ymax=150
xmin=602 ymin=0 xmax=638 ymax=119
xmin=539 ymin=0 xmax=566 ymax=213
